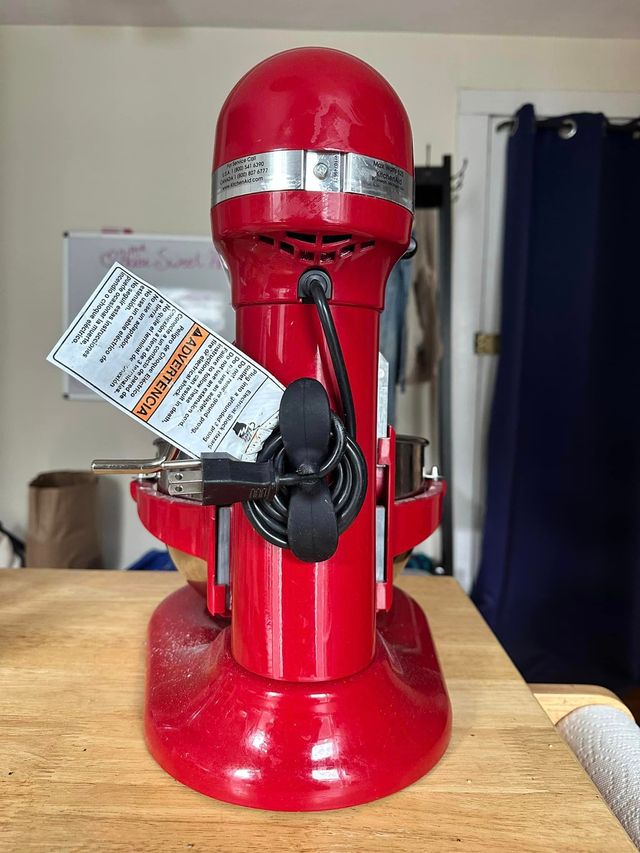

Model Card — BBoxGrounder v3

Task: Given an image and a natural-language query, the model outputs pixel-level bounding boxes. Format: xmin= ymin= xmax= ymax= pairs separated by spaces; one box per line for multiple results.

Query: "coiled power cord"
xmin=242 ymin=272 xmax=368 ymax=558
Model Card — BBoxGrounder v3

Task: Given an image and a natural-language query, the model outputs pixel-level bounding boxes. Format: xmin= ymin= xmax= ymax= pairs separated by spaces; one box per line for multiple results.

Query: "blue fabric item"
xmin=128 ymin=549 xmax=177 ymax=571
xmin=406 ymin=553 xmax=435 ymax=574
xmin=380 ymin=254 xmax=413 ymax=425
xmin=473 ymin=104 xmax=640 ymax=692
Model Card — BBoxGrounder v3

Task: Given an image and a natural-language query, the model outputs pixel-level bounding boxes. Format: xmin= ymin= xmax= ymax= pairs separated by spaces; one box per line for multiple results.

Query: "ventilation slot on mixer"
xmin=285 ymin=231 xmax=316 ymax=243
xmin=322 ymin=234 xmax=352 ymax=244
xmin=260 ymin=232 xmax=375 ymax=263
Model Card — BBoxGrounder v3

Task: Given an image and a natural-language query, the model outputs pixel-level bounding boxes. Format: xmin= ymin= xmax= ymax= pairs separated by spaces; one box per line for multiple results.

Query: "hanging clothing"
xmin=405 ymin=209 xmax=441 ymax=385
xmin=380 ymin=211 xmax=442 ymax=424
xmin=473 ymin=104 xmax=640 ymax=692
xmin=379 ymin=253 xmax=413 ymax=425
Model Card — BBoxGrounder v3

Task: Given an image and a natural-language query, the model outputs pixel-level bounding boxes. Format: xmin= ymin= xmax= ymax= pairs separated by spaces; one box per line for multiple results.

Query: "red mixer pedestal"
xmin=145 ymin=581 xmax=451 ymax=811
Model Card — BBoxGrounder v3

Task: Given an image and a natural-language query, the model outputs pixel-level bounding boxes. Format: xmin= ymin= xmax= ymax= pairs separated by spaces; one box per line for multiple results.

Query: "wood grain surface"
xmin=531 ymin=683 xmax=635 ymax=725
xmin=0 ymin=569 xmax=632 ymax=852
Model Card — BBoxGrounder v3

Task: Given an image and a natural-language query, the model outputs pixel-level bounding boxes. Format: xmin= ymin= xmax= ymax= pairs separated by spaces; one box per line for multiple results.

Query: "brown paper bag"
xmin=26 ymin=471 xmax=103 ymax=568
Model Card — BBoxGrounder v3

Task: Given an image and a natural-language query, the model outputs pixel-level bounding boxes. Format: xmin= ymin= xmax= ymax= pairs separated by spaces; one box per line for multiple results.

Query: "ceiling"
xmin=2 ymin=0 xmax=640 ymax=39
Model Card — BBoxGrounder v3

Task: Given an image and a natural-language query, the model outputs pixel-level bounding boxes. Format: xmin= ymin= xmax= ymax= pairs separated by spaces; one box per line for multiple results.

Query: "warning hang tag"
xmin=47 ymin=263 xmax=284 ymax=461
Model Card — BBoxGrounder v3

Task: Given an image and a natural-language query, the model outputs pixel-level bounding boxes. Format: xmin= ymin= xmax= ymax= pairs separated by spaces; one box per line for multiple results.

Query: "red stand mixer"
xmin=95 ymin=47 xmax=451 ymax=810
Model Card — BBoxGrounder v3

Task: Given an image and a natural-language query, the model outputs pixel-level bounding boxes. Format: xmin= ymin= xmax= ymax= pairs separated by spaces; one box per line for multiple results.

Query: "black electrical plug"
xmin=201 ymin=454 xmax=277 ymax=505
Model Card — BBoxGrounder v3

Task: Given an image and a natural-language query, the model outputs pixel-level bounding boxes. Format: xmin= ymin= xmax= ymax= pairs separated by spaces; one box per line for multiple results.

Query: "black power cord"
xmin=242 ymin=274 xmax=367 ymax=554
xmin=306 ymin=277 xmax=357 ymax=438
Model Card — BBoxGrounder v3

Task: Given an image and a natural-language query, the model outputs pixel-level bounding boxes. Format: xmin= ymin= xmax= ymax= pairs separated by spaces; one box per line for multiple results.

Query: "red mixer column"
xmin=211 ymin=48 xmax=414 ymax=682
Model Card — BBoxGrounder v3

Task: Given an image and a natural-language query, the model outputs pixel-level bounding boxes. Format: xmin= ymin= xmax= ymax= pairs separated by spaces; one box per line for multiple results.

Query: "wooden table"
xmin=0 ymin=570 xmax=632 ymax=852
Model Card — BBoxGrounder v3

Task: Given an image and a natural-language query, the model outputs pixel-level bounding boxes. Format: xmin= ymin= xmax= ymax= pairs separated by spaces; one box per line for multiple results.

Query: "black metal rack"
xmin=414 ymin=156 xmax=453 ymax=576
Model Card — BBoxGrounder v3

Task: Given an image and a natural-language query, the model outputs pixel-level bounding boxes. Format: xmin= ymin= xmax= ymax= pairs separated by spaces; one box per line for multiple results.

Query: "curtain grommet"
xmin=496 ymin=117 xmax=518 ymax=136
xmin=559 ymin=119 xmax=577 ymax=140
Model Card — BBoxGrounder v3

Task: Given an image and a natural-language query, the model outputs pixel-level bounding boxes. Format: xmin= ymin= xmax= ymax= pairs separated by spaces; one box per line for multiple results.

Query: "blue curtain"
xmin=473 ymin=104 xmax=640 ymax=692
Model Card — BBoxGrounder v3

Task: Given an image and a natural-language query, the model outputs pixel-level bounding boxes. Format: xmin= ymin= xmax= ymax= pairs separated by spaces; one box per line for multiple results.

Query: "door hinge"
xmin=474 ymin=333 xmax=500 ymax=355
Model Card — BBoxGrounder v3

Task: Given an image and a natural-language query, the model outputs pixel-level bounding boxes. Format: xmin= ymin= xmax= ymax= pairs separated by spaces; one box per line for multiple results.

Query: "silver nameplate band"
xmin=212 ymin=150 xmax=414 ymax=212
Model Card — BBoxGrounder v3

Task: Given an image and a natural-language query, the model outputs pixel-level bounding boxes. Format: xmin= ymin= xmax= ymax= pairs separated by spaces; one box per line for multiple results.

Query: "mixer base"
xmin=145 ymin=583 xmax=451 ymax=811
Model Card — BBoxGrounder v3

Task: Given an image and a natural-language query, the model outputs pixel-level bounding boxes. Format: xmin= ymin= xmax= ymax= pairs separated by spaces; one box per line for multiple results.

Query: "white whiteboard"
xmin=63 ymin=232 xmax=234 ymax=400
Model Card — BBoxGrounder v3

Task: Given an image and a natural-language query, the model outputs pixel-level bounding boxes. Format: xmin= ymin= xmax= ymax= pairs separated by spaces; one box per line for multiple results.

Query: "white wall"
xmin=2 ymin=25 xmax=640 ymax=566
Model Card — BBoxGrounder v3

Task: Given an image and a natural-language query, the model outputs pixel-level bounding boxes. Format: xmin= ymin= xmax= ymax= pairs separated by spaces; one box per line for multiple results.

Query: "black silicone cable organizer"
xmin=243 ymin=275 xmax=367 ymax=563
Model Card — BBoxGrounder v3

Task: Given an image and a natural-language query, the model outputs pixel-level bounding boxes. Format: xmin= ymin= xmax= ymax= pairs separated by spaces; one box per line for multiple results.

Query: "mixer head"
xmin=211 ymin=47 xmax=415 ymax=306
